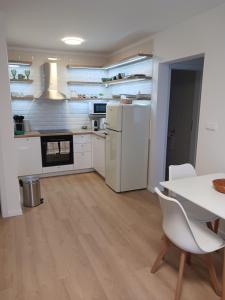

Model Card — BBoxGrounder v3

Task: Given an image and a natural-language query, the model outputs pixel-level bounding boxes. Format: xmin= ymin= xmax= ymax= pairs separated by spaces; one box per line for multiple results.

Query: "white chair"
xmin=169 ymin=163 xmax=220 ymax=232
xmin=151 ymin=188 xmax=225 ymax=300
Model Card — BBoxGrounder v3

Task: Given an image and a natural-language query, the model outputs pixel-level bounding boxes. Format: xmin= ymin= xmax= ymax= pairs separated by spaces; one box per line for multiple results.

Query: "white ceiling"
xmin=1 ymin=0 xmax=225 ymax=54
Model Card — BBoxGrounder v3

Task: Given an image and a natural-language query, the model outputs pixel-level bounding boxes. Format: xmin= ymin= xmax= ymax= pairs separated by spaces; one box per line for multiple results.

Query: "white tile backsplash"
xmin=12 ymin=100 xmax=91 ymax=130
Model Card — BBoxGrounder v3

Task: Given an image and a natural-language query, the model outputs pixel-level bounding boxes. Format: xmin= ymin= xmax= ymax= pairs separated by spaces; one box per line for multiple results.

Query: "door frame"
xmin=148 ymin=54 xmax=204 ymax=192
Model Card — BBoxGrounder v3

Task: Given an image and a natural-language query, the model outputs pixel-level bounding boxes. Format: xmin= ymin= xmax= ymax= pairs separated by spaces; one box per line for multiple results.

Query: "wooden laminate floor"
xmin=0 ymin=172 xmax=223 ymax=300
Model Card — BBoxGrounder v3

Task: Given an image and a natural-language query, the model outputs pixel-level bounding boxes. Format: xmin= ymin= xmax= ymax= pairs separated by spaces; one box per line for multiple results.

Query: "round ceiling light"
xmin=61 ymin=36 xmax=84 ymax=45
xmin=48 ymin=57 xmax=58 ymax=61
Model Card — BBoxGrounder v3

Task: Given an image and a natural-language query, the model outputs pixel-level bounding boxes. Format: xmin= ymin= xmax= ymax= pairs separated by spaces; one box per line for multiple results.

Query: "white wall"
xmin=0 ymin=14 xmax=22 ymax=217
xmin=149 ymin=3 xmax=225 ymax=191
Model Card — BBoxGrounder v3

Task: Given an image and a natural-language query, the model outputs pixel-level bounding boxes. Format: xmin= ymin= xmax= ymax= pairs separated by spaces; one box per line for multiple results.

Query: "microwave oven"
xmin=89 ymin=102 xmax=107 ymax=115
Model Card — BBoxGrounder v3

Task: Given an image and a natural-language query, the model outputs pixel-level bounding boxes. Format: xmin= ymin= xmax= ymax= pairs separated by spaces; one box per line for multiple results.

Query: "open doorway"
xmin=165 ymin=57 xmax=204 ymax=178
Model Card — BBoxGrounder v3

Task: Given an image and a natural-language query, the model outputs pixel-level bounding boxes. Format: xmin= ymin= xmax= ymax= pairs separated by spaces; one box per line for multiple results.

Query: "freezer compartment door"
xmin=106 ymin=104 xmax=122 ymax=131
xmin=105 ymin=129 xmax=121 ymax=192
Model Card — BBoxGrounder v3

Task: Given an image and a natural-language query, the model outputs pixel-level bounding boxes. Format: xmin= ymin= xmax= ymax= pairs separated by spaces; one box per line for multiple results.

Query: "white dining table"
xmin=160 ymin=173 xmax=225 ymax=299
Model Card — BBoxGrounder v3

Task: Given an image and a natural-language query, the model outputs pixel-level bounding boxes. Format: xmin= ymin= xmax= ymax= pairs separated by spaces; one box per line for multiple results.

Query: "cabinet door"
xmin=98 ymin=137 xmax=105 ymax=177
xmin=74 ymin=152 xmax=92 ymax=170
xmin=92 ymin=136 xmax=105 ymax=178
xmin=92 ymin=136 xmax=99 ymax=172
xmin=15 ymin=137 xmax=42 ymax=176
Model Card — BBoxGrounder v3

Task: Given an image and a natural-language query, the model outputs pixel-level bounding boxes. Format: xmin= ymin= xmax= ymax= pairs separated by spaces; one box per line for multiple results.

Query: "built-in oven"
xmin=41 ymin=134 xmax=73 ymax=167
xmin=89 ymin=102 xmax=107 ymax=116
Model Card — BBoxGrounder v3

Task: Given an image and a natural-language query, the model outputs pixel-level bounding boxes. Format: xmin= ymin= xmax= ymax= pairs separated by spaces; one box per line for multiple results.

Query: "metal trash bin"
xmin=20 ymin=176 xmax=44 ymax=207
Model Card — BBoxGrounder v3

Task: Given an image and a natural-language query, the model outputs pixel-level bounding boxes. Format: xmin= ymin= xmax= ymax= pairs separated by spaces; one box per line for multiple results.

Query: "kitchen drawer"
xmin=42 ymin=164 xmax=74 ymax=174
xmin=74 ymin=142 xmax=92 ymax=153
xmin=74 ymin=152 xmax=92 ymax=170
xmin=73 ymin=134 xmax=91 ymax=144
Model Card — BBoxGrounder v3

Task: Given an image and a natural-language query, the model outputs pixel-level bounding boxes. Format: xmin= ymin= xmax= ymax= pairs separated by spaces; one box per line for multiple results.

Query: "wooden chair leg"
xmin=186 ymin=253 xmax=192 ymax=265
xmin=151 ymin=236 xmax=170 ymax=273
xmin=175 ymin=251 xmax=186 ymax=300
xmin=203 ymin=254 xmax=222 ymax=296
xmin=207 ymin=222 xmax=214 ymax=231
xmin=214 ymin=219 xmax=220 ymax=234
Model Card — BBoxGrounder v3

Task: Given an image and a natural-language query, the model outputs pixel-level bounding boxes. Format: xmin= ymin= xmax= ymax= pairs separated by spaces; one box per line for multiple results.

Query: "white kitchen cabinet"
xmin=73 ymin=134 xmax=92 ymax=170
xmin=92 ymin=135 xmax=105 ymax=177
xmin=15 ymin=137 xmax=42 ymax=176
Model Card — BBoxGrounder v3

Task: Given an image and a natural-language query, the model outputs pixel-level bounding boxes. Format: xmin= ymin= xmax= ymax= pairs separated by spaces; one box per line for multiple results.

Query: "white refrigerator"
xmin=105 ymin=103 xmax=150 ymax=192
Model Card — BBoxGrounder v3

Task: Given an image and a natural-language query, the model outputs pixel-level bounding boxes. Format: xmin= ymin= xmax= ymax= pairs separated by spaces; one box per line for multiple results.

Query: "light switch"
xmin=205 ymin=122 xmax=218 ymax=131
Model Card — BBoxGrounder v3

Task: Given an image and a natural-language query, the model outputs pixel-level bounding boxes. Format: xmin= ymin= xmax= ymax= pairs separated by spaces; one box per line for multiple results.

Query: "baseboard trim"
xmin=19 ymin=168 xmax=95 ymax=179
xmin=2 ymin=208 xmax=23 ymax=218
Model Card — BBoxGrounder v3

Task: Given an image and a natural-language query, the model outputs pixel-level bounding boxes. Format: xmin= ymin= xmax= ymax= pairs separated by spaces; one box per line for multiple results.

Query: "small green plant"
xmin=11 ymin=69 xmax=17 ymax=79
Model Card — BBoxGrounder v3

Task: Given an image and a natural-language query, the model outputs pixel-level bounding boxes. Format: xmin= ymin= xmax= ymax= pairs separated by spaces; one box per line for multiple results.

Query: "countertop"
xmin=14 ymin=129 xmax=106 ymax=139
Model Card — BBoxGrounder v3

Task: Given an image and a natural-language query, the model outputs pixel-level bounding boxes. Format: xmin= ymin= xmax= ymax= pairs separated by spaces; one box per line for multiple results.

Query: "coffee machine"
xmin=91 ymin=117 xmax=106 ymax=131
xmin=14 ymin=115 xmax=25 ymax=135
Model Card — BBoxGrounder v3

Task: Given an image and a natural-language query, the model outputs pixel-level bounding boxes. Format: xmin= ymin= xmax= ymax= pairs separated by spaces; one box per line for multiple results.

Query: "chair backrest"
xmin=155 ymin=187 xmax=203 ymax=253
xmin=168 ymin=164 xmax=197 ymax=198
xmin=169 ymin=163 xmax=196 ymax=181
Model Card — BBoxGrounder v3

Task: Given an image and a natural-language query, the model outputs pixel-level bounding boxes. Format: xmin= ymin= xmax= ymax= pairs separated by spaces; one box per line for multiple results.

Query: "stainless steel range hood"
xmin=37 ymin=62 xmax=67 ymax=100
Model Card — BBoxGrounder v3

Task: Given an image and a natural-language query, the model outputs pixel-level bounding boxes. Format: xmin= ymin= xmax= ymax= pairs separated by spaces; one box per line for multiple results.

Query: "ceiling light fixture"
xmin=48 ymin=57 xmax=58 ymax=61
xmin=61 ymin=36 xmax=84 ymax=45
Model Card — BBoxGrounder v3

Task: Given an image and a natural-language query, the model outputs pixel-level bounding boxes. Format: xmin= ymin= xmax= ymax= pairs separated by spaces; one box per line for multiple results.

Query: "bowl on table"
xmin=213 ymin=179 xmax=225 ymax=193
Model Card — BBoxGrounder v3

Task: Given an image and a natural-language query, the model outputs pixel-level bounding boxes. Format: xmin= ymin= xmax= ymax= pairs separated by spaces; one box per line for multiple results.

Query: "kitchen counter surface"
xmin=14 ymin=129 xmax=106 ymax=138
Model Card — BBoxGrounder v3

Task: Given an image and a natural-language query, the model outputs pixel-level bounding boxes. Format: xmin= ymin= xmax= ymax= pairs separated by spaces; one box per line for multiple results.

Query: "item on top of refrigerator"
xmin=120 ymin=99 xmax=133 ymax=104
xmin=121 ymin=94 xmax=136 ymax=99
xmin=120 ymin=95 xmax=133 ymax=104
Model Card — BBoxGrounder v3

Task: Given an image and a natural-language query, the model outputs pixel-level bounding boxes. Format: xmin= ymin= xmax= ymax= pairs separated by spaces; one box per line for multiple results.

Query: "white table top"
xmin=160 ymin=173 xmax=225 ymax=219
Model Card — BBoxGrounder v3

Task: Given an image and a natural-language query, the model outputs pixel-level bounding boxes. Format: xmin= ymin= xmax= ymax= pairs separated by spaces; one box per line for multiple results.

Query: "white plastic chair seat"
xmin=153 ymin=187 xmax=224 ymax=299
xmin=188 ymin=219 xmax=225 ymax=253
xmin=177 ymin=196 xmax=218 ymax=223
xmin=155 ymin=188 xmax=225 ymax=254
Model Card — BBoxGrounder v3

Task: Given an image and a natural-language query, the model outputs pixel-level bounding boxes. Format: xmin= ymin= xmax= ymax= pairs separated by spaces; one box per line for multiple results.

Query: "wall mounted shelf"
xmin=66 ymin=53 xmax=153 ymax=70
xmin=8 ymin=60 xmax=32 ymax=67
xmin=10 ymin=79 xmax=33 ymax=84
xmin=104 ymin=54 xmax=153 ymax=70
xmin=104 ymin=76 xmax=152 ymax=86
xmin=70 ymin=97 xmax=113 ymax=101
xmin=67 ymin=81 xmax=102 ymax=85
xmin=67 ymin=64 xmax=103 ymax=69
xmin=11 ymin=95 xmax=34 ymax=100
